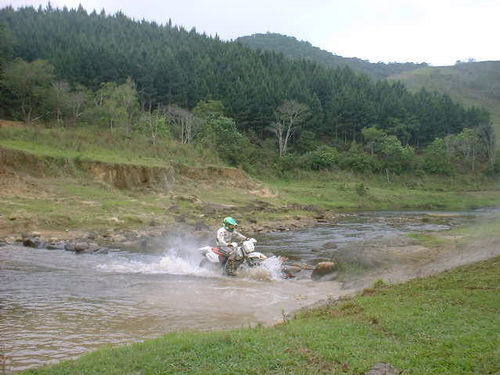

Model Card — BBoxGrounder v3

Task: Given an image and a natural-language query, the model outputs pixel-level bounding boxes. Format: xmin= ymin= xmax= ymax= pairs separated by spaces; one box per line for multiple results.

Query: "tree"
xmin=196 ymin=115 xmax=247 ymax=166
xmin=376 ymin=135 xmax=415 ymax=174
xmin=361 ymin=127 xmax=385 ymax=155
xmin=422 ymin=138 xmax=453 ymax=175
xmin=445 ymin=128 xmax=481 ymax=172
xmin=135 ymin=108 xmax=169 ymax=145
xmin=165 ymin=104 xmax=199 ymax=144
xmin=192 ymin=99 xmax=225 ymax=119
xmin=88 ymin=80 xmax=139 ymax=132
xmin=271 ymin=100 xmax=309 ymax=157
xmin=2 ymin=59 xmax=55 ymax=123
xmin=93 ymin=82 xmax=127 ymax=130
xmin=46 ymin=81 xmax=71 ymax=125
xmin=0 ymin=23 xmax=13 ymax=70
xmin=0 ymin=6 xmax=490 ymax=148
xmin=117 ymin=78 xmax=140 ymax=134
xmin=68 ymin=84 xmax=90 ymax=123
xmin=475 ymin=124 xmax=496 ymax=169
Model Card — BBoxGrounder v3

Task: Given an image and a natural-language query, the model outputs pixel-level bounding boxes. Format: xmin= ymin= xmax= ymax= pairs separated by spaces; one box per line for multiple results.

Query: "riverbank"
xmin=16 ymin=227 xmax=500 ymax=375
xmin=2 ymin=125 xmax=499 ymax=246
xmin=1 ymin=141 xmax=499 ymax=249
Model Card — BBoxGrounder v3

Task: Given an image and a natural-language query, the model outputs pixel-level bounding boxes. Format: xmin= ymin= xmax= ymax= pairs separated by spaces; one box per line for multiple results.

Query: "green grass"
xmin=21 ymin=256 xmax=500 ymax=375
xmin=0 ymin=125 xmax=222 ymax=167
xmin=264 ymin=171 xmax=500 ymax=211
xmin=0 ymin=125 xmax=499 ymax=238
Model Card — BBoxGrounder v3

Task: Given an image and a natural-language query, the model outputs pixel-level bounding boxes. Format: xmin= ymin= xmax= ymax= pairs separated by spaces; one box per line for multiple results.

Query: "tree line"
xmin=0 ymin=5 xmax=496 ymax=175
xmin=236 ymin=33 xmax=429 ymax=80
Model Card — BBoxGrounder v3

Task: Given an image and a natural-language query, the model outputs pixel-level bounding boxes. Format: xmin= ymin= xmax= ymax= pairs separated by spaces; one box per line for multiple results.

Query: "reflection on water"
xmin=0 ymin=210 xmax=484 ymax=372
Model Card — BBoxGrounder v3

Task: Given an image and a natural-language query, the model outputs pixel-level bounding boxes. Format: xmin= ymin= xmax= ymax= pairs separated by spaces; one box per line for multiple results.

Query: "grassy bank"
xmin=20 ymin=253 xmax=500 ymax=374
xmin=1 ymin=125 xmax=499 ymax=240
xmin=0 ymin=125 xmax=222 ymax=167
xmin=265 ymin=171 xmax=500 ymax=211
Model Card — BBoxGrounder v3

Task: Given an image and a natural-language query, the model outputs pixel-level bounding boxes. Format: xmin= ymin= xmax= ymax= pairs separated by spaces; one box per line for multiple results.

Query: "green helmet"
xmin=223 ymin=217 xmax=238 ymax=232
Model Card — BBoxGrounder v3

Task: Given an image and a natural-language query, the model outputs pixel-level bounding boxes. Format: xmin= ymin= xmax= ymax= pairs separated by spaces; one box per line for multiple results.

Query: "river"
xmin=0 ymin=210 xmax=496 ymax=372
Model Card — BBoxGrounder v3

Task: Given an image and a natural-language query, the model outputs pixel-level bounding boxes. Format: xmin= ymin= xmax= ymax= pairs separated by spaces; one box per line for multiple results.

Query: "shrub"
xmin=422 ymin=138 xmax=454 ymax=175
xmin=299 ymin=145 xmax=338 ymax=170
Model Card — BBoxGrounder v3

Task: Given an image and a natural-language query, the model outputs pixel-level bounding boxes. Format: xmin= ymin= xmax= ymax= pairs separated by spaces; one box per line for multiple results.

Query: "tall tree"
xmin=271 ymin=100 xmax=309 ymax=157
xmin=2 ymin=58 xmax=55 ymax=123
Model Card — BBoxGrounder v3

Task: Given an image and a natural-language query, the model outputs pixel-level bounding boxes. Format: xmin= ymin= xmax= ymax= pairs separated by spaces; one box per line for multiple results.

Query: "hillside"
xmin=388 ymin=61 xmax=500 ymax=141
xmin=0 ymin=7 xmax=490 ymax=149
xmin=236 ymin=33 xmax=428 ymax=79
xmin=237 ymin=33 xmax=499 ymax=143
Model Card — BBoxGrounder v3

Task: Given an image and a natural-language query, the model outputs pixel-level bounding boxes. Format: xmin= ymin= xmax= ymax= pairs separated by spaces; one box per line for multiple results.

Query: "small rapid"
xmin=95 ymin=246 xmax=286 ymax=281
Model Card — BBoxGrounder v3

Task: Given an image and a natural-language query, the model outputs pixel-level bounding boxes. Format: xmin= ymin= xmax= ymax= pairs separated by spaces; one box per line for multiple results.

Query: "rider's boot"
xmin=224 ymin=258 xmax=237 ymax=276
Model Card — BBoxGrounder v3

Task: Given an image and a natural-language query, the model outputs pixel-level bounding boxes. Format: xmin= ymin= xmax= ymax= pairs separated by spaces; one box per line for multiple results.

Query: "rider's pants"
xmin=219 ymin=246 xmax=237 ymax=276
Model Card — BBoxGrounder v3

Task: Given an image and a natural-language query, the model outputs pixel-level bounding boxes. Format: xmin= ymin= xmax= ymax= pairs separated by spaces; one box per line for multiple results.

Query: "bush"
xmin=337 ymin=144 xmax=380 ymax=173
xmin=299 ymin=145 xmax=338 ymax=170
xmin=274 ymin=154 xmax=300 ymax=174
xmin=196 ymin=115 xmax=248 ymax=166
xmin=376 ymin=135 xmax=416 ymax=174
xmin=292 ymin=130 xmax=320 ymax=154
xmin=422 ymin=138 xmax=454 ymax=175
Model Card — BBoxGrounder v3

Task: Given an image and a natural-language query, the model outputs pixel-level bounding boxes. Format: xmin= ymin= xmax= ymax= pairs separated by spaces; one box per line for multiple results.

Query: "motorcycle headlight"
xmin=243 ymin=242 xmax=255 ymax=252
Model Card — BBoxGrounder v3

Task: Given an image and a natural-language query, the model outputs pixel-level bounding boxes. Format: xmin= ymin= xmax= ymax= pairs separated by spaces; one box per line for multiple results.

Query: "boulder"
xmin=311 ymin=261 xmax=337 ymax=281
xmin=23 ymin=237 xmax=43 ymax=248
xmin=46 ymin=242 xmax=66 ymax=250
xmin=321 ymin=241 xmax=337 ymax=249
xmin=86 ymin=232 xmax=98 ymax=240
xmin=65 ymin=242 xmax=87 ymax=252
xmin=65 ymin=242 xmax=101 ymax=253
xmin=281 ymin=265 xmax=303 ymax=278
xmin=75 ymin=242 xmax=91 ymax=252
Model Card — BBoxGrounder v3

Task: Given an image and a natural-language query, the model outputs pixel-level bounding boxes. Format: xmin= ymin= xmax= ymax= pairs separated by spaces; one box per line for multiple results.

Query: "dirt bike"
xmin=198 ymin=238 xmax=267 ymax=274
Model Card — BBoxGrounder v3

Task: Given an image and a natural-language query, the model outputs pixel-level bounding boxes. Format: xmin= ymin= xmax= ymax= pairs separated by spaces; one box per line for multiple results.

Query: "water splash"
xmin=238 ymin=256 xmax=285 ymax=281
xmin=96 ymin=248 xmax=218 ymax=277
xmin=96 ymin=248 xmax=285 ymax=281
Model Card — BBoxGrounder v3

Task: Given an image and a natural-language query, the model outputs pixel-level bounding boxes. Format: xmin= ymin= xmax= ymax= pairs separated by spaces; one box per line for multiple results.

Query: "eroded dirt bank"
xmin=0 ymin=146 xmax=298 ymax=245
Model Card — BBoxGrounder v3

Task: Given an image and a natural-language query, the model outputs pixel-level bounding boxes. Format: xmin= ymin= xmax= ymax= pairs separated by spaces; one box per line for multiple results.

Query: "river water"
xmin=0 ymin=210 xmax=494 ymax=372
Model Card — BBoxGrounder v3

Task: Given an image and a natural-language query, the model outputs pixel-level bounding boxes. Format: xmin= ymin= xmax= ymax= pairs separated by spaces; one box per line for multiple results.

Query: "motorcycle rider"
xmin=217 ymin=216 xmax=248 ymax=276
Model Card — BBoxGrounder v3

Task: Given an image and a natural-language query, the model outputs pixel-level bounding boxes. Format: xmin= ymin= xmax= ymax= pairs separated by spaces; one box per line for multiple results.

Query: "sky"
xmin=2 ymin=0 xmax=499 ymax=66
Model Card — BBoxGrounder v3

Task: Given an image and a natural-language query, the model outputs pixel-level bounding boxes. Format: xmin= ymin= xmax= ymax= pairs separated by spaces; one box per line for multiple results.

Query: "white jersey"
xmin=216 ymin=227 xmax=246 ymax=247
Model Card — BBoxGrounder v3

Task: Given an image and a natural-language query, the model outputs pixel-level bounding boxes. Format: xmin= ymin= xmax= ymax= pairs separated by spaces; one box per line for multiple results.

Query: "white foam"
xmin=238 ymin=256 xmax=285 ymax=281
xmin=96 ymin=248 xmax=218 ymax=277
xmin=96 ymin=247 xmax=284 ymax=281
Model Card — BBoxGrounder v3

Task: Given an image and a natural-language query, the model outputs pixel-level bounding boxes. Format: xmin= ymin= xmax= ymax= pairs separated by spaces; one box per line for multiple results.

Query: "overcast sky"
xmin=2 ymin=0 xmax=499 ymax=66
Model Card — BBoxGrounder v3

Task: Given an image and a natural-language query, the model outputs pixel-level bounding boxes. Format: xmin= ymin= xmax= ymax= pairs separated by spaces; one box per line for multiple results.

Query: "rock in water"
xmin=321 ymin=241 xmax=337 ymax=249
xmin=281 ymin=265 xmax=303 ymax=278
xmin=311 ymin=261 xmax=337 ymax=281
xmin=23 ymin=237 xmax=42 ymax=248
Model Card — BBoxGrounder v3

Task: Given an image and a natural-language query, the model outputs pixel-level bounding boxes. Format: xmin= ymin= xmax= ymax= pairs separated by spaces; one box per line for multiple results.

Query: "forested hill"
xmin=236 ymin=33 xmax=428 ymax=79
xmin=387 ymin=61 xmax=500 ymax=140
xmin=0 ymin=6 xmax=491 ymax=149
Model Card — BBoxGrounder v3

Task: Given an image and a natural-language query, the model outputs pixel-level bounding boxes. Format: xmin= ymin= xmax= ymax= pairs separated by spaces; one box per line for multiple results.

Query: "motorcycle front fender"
xmin=247 ymin=251 xmax=267 ymax=260
xmin=205 ymin=251 xmax=221 ymax=263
